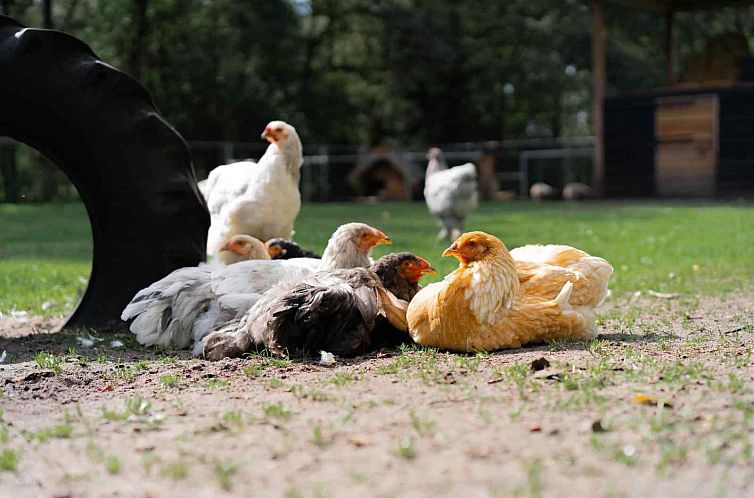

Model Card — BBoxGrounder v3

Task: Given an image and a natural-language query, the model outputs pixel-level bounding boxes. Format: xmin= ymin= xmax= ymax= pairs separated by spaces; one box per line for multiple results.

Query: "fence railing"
xmin=0 ymin=136 xmax=595 ymax=203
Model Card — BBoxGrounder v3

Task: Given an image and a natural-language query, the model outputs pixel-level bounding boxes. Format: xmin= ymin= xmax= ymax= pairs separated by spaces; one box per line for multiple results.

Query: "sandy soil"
xmin=0 ymin=294 xmax=752 ymax=498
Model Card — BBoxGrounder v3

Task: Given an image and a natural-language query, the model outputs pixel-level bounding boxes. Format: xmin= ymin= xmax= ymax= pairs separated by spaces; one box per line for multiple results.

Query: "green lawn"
xmin=1 ymin=201 xmax=753 ymax=316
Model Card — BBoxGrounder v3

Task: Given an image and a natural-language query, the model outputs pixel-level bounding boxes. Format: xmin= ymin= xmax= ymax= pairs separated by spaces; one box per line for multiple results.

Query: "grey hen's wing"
xmin=249 ymin=269 xmax=381 ymax=357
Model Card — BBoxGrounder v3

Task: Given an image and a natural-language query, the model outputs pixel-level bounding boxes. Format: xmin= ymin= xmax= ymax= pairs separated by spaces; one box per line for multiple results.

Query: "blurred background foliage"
xmin=4 ymin=0 xmax=754 ymax=147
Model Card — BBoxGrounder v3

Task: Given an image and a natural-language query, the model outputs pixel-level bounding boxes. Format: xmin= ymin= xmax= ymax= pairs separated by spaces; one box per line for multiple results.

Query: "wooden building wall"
xmin=604 ymin=85 xmax=754 ymax=197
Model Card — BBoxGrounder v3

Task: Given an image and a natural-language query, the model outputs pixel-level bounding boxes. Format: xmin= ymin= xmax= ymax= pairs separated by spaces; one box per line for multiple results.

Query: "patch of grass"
xmin=0 ymin=203 xmax=91 ymax=315
xmin=613 ymin=445 xmax=638 ymax=466
xmin=213 ymin=459 xmax=238 ymax=490
xmin=24 ymin=423 xmax=74 ymax=443
xmin=160 ymin=375 xmax=180 ymax=388
xmin=9 ymin=202 xmax=754 ymax=316
xmin=377 ymin=345 xmax=442 ymax=385
xmin=222 ymin=410 xmax=253 ymax=431
xmin=409 ymin=411 xmax=437 ymax=437
xmin=35 ymin=351 xmax=62 ymax=375
xmin=523 ymin=458 xmax=543 ymax=498
xmin=716 ymin=373 xmax=748 ymax=394
xmin=242 ymin=364 xmax=265 ymax=378
xmin=456 ymin=352 xmax=486 ymax=373
xmin=104 ymin=455 xmax=120 ymax=474
xmin=265 ymin=378 xmax=286 ymax=389
xmin=264 ymin=356 xmax=292 ymax=368
xmin=547 ymin=337 xmax=584 ymax=352
xmin=160 ymin=460 xmax=188 ymax=479
xmin=312 ymin=425 xmax=328 ymax=447
xmin=0 ymin=448 xmax=19 ymax=471
xmin=330 ymin=371 xmax=357 ymax=387
xmin=141 ymin=453 xmax=160 ymax=475
xmin=204 ymin=378 xmax=230 ymax=389
xmin=261 ymin=402 xmax=292 ymax=421
xmin=498 ymin=362 xmax=531 ymax=397
xmin=101 ymin=395 xmax=152 ymax=421
xmin=107 ymin=359 xmax=149 ymax=382
xmin=397 ymin=436 xmax=416 ymax=459
xmin=291 ymin=385 xmax=331 ymax=401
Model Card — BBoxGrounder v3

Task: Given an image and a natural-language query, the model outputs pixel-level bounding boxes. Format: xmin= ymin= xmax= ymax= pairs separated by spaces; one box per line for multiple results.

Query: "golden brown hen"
xmin=406 ymin=232 xmax=610 ymax=352
xmin=512 ymin=244 xmax=613 ymax=309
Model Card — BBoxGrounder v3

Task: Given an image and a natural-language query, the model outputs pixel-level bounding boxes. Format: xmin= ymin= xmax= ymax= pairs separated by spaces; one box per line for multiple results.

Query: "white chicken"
xmin=202 ymin=120 xmax=303 ymax=260
xmin=423 ymin=147 xmax=479 ymax=241
xmin=120 ymin=223 xmax=392 ymax=353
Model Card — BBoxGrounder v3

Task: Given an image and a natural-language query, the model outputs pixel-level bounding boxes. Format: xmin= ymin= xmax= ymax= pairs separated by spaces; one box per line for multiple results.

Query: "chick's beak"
xmin=267 ymin=245 xmax=282 ymax=258
xmin=220 ymin=241 xmax=232 ymax=253
xmin=261 ymin=126 xmax=271 ymax=140
xmin=417 ymin=257 xmax=437 ymax=275
xmin=442 ymin=243 xmax=459 ymax=258
xmin=374 ymin=230 xmax=392 ymax=245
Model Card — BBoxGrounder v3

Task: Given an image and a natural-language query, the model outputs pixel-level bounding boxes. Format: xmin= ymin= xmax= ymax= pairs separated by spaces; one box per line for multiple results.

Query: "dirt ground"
xmin=0 ymin=293 xmax=752 ymax=498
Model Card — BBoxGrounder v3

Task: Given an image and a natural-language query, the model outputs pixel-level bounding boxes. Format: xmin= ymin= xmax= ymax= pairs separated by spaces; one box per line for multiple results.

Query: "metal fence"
xmin=0 ymin=135 xmax=595 ymax=203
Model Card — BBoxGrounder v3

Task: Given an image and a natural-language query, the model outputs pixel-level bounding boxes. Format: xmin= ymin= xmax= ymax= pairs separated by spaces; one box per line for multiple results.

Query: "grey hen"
xmin=201 ymin=253 xmax=435 ymax=359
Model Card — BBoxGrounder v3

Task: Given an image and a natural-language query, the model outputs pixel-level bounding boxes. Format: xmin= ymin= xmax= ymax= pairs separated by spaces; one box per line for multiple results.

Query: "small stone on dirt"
xmin=319 ymin=351 xmax=336 ymax=366
xmin=349 ymin=436 xmax=369 ymax=447
xmin=21 ymin=371 xmax=54 ymax=382
xmin=530 ymin=357 xmax=550 ymax=371
xmin=591 ymin=420 xmax=607 ymax=433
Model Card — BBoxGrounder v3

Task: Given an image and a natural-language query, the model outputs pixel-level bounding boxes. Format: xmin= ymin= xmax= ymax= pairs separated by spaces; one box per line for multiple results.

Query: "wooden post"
xmin=591 ymin=0 xmax=606 ymax=196
xmin=42 ymin=0 xmax=53 ymax=28
xmin=665 ymin=8 xmax=676 ymax=86
xmin=476 ymin=154 xmax=500 ymax=200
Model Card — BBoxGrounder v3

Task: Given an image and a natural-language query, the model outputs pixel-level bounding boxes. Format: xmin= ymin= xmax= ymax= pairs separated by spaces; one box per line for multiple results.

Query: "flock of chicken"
xmin=121 ymin=120 xmax=613 ymax=359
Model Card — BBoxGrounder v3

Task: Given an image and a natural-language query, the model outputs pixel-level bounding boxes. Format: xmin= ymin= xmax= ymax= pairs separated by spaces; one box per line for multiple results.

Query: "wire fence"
xmin=0 ymin=135 xmax=594 ymax=203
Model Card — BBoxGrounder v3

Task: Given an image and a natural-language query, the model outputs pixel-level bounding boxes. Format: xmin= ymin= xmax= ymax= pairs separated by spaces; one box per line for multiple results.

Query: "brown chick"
xmin=218 ymin=234 xmax=271 ymax=265
xmin=406 ymin=231 xmax=595 ymax=352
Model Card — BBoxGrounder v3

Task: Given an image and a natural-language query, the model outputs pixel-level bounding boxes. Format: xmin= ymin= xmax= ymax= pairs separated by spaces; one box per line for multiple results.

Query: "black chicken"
xmin=201 ymin=252 xmax=435 ymax=359
xmin=266 ymin=238 xmax=321 ymax=259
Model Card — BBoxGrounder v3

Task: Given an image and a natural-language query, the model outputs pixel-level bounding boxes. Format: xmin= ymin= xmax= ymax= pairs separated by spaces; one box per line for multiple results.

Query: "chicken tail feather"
xmin=554 ymin=281 xmax=573 ymax=310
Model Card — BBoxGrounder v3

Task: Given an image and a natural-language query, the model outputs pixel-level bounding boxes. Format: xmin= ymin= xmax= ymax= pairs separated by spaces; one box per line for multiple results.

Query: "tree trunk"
xmin=42 ymin=0 xmax=53 ymax=28
xmin=1 ymin=143 xmax=19 ymax=203
xmin=127 ymin=0 xmax=149 ymax=82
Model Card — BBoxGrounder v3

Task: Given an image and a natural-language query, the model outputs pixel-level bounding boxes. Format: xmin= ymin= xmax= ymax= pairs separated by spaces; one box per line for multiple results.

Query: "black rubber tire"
xmin=0 ymin=15 xmax=209 ymax=330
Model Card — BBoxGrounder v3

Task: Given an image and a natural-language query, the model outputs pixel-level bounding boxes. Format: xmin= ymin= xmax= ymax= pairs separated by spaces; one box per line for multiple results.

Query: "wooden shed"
xmin=347 ymin=145 xmax=414 ymax=201
xmin=593 ymin=0 xmax=754 ymax=197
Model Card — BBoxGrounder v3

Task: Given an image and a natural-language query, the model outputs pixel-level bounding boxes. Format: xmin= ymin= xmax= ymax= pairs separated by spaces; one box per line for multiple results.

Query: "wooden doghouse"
xmin=348 ymin=145 xmax=413 ymax=201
